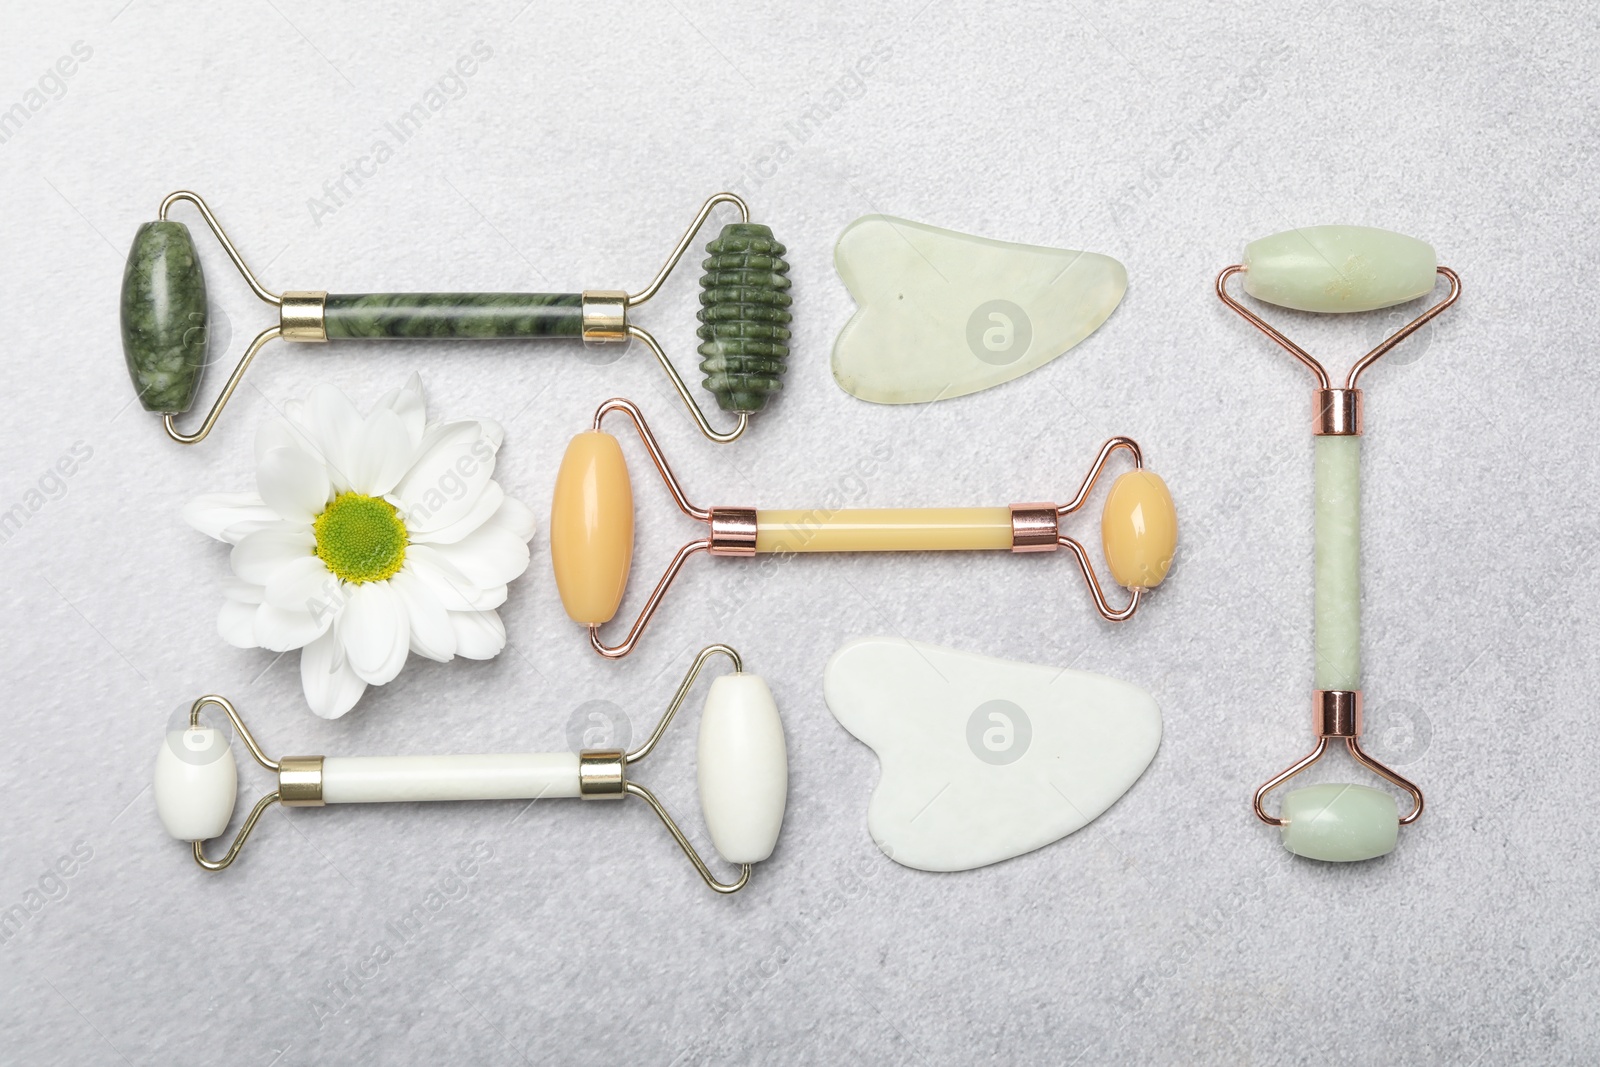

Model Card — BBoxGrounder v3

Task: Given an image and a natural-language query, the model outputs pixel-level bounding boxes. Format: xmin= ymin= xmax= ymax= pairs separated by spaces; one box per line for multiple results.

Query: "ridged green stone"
xmin=121 ymin=221 xmax=209 ymax=413
xmin=323 ymin=293 xmax=584 ymax=339
xmin=697 ymin=223 xmax=791 ymax=413
xmin=1279 ymin=783 xmax=1398 ymax=862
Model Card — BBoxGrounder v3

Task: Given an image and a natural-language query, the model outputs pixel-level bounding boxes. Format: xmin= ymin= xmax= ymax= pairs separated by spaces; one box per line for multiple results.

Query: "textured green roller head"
xmin=697 ymin=222 xmax=791 ymax=413
xmin=121 ymin=220 xmax=209 ymax=413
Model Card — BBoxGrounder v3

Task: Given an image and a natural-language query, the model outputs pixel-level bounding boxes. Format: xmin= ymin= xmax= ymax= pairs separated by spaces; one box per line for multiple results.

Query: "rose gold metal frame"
xmin=584 ymin=402 xmax=1151 ymax=658
xmin=1218 ymin=260 xmax=1459 ymax=833
xmin=1251 ymin=690 xmax=1424 ymax=827
xmin=1215 ymin=264 xmax=1461 ymax=434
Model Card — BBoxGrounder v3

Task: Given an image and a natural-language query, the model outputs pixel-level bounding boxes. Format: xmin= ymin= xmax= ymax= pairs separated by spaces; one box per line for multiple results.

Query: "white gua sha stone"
xmin=824 ymin=637 xmax=1159 ymax=872
xmin=831 ymin=215 xmax=1126 ymax=404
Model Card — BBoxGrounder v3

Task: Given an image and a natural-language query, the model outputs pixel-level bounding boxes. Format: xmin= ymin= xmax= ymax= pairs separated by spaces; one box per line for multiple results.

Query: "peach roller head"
xmin=1217 ymin=225 xmax=1461 ymax=862
xmin=549 ymin=398 xmax=1177 ymax=658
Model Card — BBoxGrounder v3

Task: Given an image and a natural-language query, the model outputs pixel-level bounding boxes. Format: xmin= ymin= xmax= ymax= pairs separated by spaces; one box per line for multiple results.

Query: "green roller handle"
xmin=322 ymin=293 xmax=584 ymax=340
xmin=1314 ymin=435 xmax=1361 ymax=691
xmin=119 ymin=192 xmax=794 ymax=435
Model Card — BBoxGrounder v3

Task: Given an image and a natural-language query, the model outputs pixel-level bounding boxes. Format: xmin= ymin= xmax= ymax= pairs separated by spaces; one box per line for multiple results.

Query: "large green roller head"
xmin=121 ymin=220 xmax=209 ymax=413
xmin=1243 ymin=225 xmax=1436 ymax=313
xmin=697 ymin=222 xmax=791 ymax=413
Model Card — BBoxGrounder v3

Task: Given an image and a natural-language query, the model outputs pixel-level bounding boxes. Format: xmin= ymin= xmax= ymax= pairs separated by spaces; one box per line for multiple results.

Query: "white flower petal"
xmin=449 ymin=610 xmax=506 ymax=660
xmin=349 ymin=408 xmax=415 ymax=497
xmin=184 ymin=492 xmax=277 ymax=545
xmin=409 ymin=481 xmax=505 ymax=546
xmin=257 ymin=446 xmax=332 ymax=524
xmin=390 ymin=567 xmax=456 ymax=663
xmin=485 ymin=494 xmax=537 ymax=543
xmin=218 ymin=600 xmax=259 ymax=648
xmin=300 ymin=630 xmax=366 ymax=719
xmin=263 ymin=554 xmax=339 ymax=612
xmin=302 ymin=384 xmax=363 ymax=492
xmin=221 ymin=578 xmax=264 ymax=604
xmin=415 ymin=415 xmax=498 ymax=459
xmin=231 ymin=527 xmax=316 ymax=586
xmin=254 ymin=415 xmax=318 ymax=466
xmin=340 ymin=581 xmax=410 ymax=685
xmin=394 ymin=421 xmax=498 ymax=532
xmin=255 ymin=603 xmax=333 ymax=652
xmin=405 ymin=544 xmax=500 ymax=611
xmin=475 ymin=418 xmax=504 ymax=451
xmin=376 ymin=373 xmax=427 ymax=449
xmin=426 ymin=521 xmax=531 ymax=588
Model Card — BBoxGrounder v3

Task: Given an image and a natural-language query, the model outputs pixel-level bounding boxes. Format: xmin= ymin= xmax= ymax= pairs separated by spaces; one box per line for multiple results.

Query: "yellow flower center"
xmin=313 ymin=492 xmax=407 ymax=584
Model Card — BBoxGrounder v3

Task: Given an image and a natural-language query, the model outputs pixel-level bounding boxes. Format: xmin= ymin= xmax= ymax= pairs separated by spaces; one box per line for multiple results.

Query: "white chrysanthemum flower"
xmin=184 ymin=373 xmax=535 ymax=718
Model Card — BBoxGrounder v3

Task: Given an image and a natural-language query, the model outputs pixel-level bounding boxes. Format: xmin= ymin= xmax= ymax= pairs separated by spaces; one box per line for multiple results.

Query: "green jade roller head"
xmin=119 ymin=191 xmax=791 ymax=445
xmin=1217 ymin=226 xmax=1461 ymax=862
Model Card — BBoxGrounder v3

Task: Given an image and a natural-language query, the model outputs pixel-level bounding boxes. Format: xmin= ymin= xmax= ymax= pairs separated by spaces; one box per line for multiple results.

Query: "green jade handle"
xmin=1313 ymin=435 xmax=1361 ymax=692
xmin=321 ymin=293 xmax=584 ymax=340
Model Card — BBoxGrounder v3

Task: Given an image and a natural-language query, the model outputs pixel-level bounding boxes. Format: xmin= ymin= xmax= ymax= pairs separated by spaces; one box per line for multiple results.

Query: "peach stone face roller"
xmin=121 ymin=191 xmax=789 ymax=445
xmin=154 ymin=646 xmax=787 ymax=894
xmin=1217 ymin=225 xmax=1461 ymax=862
xmin=550 ymin=398 xmax=1177 ymax=658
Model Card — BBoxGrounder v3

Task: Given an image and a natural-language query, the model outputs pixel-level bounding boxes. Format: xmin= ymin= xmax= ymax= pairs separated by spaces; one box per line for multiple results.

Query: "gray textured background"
xmin=1 ymin=1 xmax=1595 ymax=1064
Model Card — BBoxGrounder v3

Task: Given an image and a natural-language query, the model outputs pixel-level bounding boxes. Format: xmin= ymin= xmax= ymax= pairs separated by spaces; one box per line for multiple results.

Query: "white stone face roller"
xmin=153 ymin=646 xmax=787 ymax=894
xmin=1217 ymin=226 xmax=1461 ymax=862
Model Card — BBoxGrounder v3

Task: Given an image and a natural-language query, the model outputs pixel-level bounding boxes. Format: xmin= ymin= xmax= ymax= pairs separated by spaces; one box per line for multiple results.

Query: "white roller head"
xmin=697 ymin=673 xmax=787 ymax=864
xmin=154 ymin=728 xmax=238 ymax=841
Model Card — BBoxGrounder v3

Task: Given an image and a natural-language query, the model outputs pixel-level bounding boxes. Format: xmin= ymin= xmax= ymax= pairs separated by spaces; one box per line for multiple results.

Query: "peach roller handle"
xmin=753 ymin=507 xmax=1014 ymax=552
xmin=555 ymin=399 xmax=1177 ymax=658
xmin=154 ymin=648 xmax=784 ymax=894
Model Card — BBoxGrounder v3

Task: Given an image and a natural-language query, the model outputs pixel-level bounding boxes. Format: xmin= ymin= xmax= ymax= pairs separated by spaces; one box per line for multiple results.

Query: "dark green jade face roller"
xmin=120 ymin=191 xmax=791 ymax=444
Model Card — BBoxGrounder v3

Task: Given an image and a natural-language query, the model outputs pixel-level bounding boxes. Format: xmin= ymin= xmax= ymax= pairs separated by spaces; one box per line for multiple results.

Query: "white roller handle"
xmin=698 ymin=673 xmax=788 ymax=864
xmin=321 ymin=753 xmax=581 ymax=804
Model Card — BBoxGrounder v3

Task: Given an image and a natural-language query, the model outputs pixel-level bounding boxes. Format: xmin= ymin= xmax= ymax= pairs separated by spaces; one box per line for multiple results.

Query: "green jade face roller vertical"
xmin=120 ymin=191 xmax=790 ymax=444
xmin=1217 ymin=226 xmax=1460 ymax=862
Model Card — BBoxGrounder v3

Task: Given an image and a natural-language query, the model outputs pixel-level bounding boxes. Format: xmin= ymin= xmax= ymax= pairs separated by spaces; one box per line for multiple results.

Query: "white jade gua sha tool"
xmin=551 ymin=398 xmax=1177 ymax=658
xmin=1217 ymin=225 xmax=1461 ymax=862
xmin=831 ymin=215 xmax=1126 ymax=404
xmin=121 ymin=191 xmax=789 ymax=445
xmin=825 ymin=637 xmax=1160 ymax=872
xmin=154 ymin=646 xmax=787 ymax=894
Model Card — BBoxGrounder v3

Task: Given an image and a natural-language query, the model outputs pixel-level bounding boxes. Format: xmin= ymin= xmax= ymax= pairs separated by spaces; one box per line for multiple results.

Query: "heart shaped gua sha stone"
xmin=831 ymin=215 xmax=1127 ymax=404
xmin=824 ymin=637 xmax=1160 ymax=872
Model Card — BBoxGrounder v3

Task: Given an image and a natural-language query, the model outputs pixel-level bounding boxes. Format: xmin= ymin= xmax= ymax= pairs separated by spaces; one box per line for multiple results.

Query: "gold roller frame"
xmin=551 ymin=399 xmax=1178 ymax=658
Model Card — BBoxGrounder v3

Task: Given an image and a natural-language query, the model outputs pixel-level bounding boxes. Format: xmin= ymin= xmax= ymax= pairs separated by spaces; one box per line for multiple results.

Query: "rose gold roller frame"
xmin=586 ymin=398 xmax=1149 ymax=659
xmin=1216 ymin=262 xmax=1461 ymax=828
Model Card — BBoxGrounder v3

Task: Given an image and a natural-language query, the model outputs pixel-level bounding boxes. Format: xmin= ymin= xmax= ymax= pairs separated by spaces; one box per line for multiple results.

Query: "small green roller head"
xmin=697 ymin=222 xmax=791 ymax=413
xmin=121 ymin=220 xmax=210 ymax=413
xmin=1279 ymin=783 xmax=1398 ymax=862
